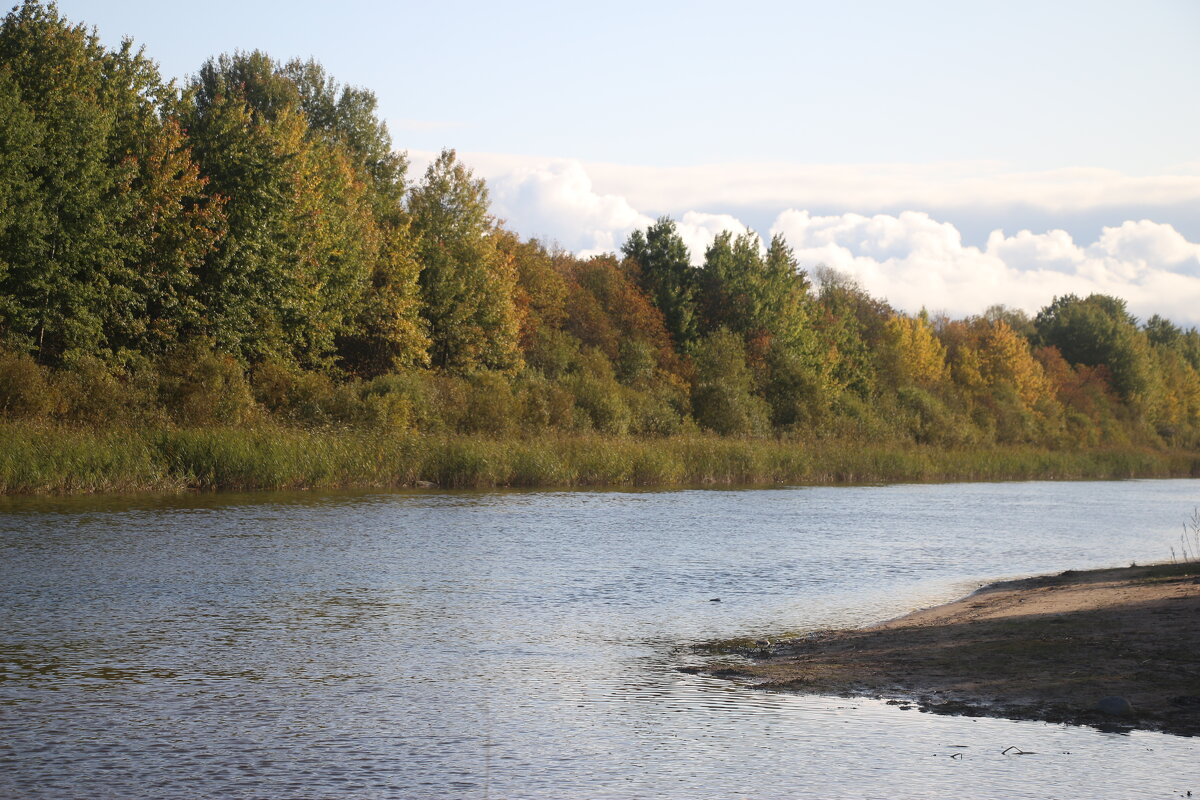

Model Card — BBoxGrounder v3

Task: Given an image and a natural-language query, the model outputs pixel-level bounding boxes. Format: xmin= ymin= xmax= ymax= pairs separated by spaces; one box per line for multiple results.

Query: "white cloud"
xmin=985 ymin=228 xmax=1083 ymax=273
xmin=404 ymin=151 xmax=1200 ymax=326
xmin=421 ymin=150 xmax=1200 ymax=225
xmin=482 ymin=159 xmax=652 ymax=257
xmin=1091 ymin=220 xmax=1200 ymax=274
xmin=675 ymin=211 xmax=758 ymax=265
xmin=476 ymin=160 xmax=760 ymax=265
xmin=771 ymin=211 xmax=1200 ymax=326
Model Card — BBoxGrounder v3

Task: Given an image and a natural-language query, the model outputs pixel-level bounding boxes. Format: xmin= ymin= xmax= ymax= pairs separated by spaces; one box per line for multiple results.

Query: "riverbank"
xmin=702 ymin=563 xmax=1200 ymax=736
xmin=2 ymin=422 xmax=1198 ymax=494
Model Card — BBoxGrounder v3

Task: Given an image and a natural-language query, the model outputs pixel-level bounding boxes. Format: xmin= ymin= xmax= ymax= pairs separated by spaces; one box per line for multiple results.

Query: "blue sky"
xmin=65 ymin=0 xmax=1200 ymax=170
xmin=58 ymin=0 xmax=1200 ymax=324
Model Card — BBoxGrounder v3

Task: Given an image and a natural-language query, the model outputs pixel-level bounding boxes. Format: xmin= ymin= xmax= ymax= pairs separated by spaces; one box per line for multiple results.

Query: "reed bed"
xmin=0 ymin=422 xmax=1196 ymax=495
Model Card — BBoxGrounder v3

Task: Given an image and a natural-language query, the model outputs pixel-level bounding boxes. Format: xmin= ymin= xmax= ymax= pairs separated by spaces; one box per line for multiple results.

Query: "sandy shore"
xmin=702 ymin=562 xmax=1200 ymax=736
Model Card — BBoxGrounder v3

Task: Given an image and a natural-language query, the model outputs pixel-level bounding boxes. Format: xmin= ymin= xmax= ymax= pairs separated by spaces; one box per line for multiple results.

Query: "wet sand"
xmin=704 ymin=563 xmax=1200 ymax=736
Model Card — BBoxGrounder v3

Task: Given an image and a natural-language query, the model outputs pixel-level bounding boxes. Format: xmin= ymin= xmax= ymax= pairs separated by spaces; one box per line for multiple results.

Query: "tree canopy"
xmin=1 ymin=1 xmax=1198 ymax=451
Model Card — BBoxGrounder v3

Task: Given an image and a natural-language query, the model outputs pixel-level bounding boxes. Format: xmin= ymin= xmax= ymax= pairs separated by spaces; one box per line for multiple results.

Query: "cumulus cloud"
xmin=1093 ymin=220 xmax=1200 ymax=274
xmin=416 ymin=150 xmax=1200 ymax=241
xmin=482 ymin=159 xmax=652 ymax=257
xmin=675 ymin=212 xmax=758 ymax=265
xmin=772 ymin=211 xmax=1200 ymax=326
xmin=406 ymin=151 xmax=1200 ymax=326
xmin=481 ymin=160 xmax=759 ymax=265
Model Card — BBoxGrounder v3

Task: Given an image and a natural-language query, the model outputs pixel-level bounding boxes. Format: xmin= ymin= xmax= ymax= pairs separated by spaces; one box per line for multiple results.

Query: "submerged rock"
xmin=1095 ymin=696 xmax=1133 ymax=717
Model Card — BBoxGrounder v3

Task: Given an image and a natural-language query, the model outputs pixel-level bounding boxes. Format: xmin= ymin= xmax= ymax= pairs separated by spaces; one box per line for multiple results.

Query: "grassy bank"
xmin=2 ymin=422 xmax=1198 ymax=495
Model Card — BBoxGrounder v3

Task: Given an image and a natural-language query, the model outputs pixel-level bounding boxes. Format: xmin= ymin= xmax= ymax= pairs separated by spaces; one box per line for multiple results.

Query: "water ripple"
xmin=1 ymin=479 xmax=1198 ymax=798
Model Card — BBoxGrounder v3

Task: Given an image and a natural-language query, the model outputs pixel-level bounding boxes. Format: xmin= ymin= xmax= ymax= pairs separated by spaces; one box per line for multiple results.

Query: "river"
xmin=1 ymin=479 xmax=1197 ymax=798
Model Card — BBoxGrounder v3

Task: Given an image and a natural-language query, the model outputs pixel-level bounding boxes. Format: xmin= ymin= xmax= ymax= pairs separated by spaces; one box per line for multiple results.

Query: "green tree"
xmin=691 ymin=328 xmax=770 ymax=435
xmin=695 ymin=234 xmax=823 ymax=427
xmin=281 ymin=58 xmax=407 ymax=216
xmin=760 ymin=234 xmax=816 ymax=351
xmin=622 ymin=218 xmax=699 ymax=352
xmin=0 ymin=1 xmax=219 ymax=362
xmin=0 ymin=66 xmax=43 ymax=346
xmin=762 ymin=339 xmax=829 ymax=429
xmin=184 ymin=72 xmax=306 ymax=362
xmin=408 ymin=149 xmax=521 ymax=373
xmin=275 ymin=58 xmax=425 ymax=374
xmin=1145 ymin=314 xmax=1200 ymax=372
xmin=811 ymin=268 xmax=889 ymax=399
xmin=186 ymin=51 xmax=402 ymax=370
xmin=699 ymin=230 xmax=762 ymax=336
xmin=1035 ymin=294 xmax=1159 ymax=409
xmin=337 ymin=222 xmax=430 ymax=375
xmin=697 ymin=231 xmax=814 ymax=350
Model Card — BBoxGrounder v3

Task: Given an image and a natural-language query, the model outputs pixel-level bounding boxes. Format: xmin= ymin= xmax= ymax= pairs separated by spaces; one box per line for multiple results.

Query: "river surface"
xmin=1 ymin=479 xmax=1197 ymax=799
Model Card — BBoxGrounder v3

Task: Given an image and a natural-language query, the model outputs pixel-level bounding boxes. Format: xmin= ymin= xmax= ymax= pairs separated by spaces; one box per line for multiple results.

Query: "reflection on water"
xmin=1 ymin=480 xmax=1198 ymax=799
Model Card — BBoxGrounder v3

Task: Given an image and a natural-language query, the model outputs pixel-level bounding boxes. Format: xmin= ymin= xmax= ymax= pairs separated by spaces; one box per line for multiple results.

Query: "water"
xmin=1 ymin=480 xmax=1197 ymax=799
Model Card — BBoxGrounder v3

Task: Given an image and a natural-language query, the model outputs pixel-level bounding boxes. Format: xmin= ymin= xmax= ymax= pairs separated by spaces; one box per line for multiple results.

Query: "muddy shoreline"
xmin=698 ymin=563 xmax=1200 ymax=736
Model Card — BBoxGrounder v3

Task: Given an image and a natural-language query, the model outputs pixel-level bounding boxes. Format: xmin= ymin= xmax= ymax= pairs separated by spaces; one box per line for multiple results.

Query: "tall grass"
xmin=0 ymin=423 xmax=173 ymax=493
xmin=1172 ymin=507 xmax=1200 ymax=564
xmin=0 ymin=421 xmax=1197 ymax=495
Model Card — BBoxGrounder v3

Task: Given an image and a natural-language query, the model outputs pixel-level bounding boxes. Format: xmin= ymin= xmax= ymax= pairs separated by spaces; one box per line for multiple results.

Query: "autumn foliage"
xmin=1 ymin=2 xmax=1199 ymax=453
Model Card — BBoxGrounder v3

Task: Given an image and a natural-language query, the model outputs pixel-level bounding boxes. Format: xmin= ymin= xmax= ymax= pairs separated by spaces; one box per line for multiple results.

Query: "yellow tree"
xmin=882 ymin=313 xmax=949 ymax=388
xmin=978 ymin=321 xmax=1052 ymax=409
xmin=1151 ymin=346 xmax=1200 ymax=443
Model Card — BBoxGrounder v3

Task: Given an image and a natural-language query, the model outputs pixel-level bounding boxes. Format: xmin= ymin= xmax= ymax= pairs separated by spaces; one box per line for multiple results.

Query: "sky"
xmin=59 ymin=0 xmax=1200 ymax=325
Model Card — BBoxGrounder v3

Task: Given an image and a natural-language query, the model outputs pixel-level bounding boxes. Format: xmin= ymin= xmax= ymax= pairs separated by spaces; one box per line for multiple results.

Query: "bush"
xmin=691 ymin=329 xmax=770 ymax=436
xmin=616 ymin=338 xmax=657 ymax=385
xmin=764 ymin=344 xmax=829 ymax=430
xmin=568 ymin=349 xmax=631 ymax=435
xmin=820 ymin=392 xmax=901 ymax=442
xmin=54 ymin=354 xmax=161 ymax=427
xmin=355 ymin=376 xmax=412 ymax=431
xmin=0 ymin=349 xmax=55 ymax=419
xmin=626 ymin=384 xmax=685 ymax=436
xmin=894 ymin=386 xmax=979 ymax=447
xmin=515 ymin=373 xmax=578 ymax=432
xmin=251 ymin=361 xmax=340 ymax=425
xmin=525 ymin=328 xmax=579 ymax=380
xmin=360 ymin=371 xmax=443 ymax=432
xmin=157 ymin=339 xmax=257 ymax=426
xmin=462 ymin=371 xmax=519 ymax=435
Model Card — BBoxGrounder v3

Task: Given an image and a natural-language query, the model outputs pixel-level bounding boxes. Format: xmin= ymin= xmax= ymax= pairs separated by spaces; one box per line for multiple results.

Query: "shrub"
xmin=251 ymin=361 xmax=340 ymax=425
xmin=691 ymin=329 xmax=770 ymax=436
xmin=568 ymin=349 xmax=631 ymax=435
xmin=462 ymin=371 xmax=519 ymax=435
xmin=515 ymin=373 xmax=578 ymax=432
xmin=894 ymin=386 xmax=979 ymax=447
xmin=0 ymin=348 xmax=55 ymax=419
xmin=158 ymin=339 xmax=257 ymax=426
xmin=616 ymin=338 xmax=657 ymax=385
xmin=626 ymin=385 xmax=685 ymax=436
xmin=764 ymin=344 xmax=829 ymax=430
xmin=525 ymin=328 xmax=580 ymax=380
xmin=54 ymin=354 xmax=161 ymax=426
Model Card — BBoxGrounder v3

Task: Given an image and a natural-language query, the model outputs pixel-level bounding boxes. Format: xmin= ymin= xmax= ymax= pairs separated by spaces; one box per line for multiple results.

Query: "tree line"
xmin=1 ymin=1 xmax=1198 ymax=449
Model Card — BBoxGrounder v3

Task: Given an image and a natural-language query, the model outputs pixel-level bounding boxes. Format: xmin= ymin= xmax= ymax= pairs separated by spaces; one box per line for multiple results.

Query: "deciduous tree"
xmin=408 ymin=149 xmax=521 ymax=373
